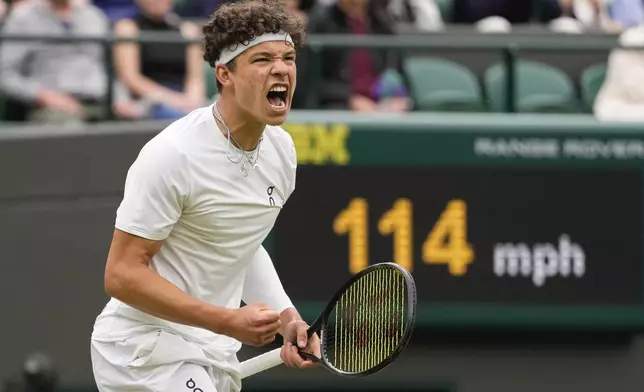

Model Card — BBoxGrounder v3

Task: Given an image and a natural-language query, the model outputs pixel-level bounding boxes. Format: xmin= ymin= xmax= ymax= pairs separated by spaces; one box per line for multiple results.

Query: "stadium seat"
xmin=403 ymin=56 xmax=485 ymax=112
xmin=580 ymin=63 xmax=607 ymax=111
xmin=484 ymin=60 xmax=581 ymax=113
xmin=204 ymin=62 xmax=218 ymax=100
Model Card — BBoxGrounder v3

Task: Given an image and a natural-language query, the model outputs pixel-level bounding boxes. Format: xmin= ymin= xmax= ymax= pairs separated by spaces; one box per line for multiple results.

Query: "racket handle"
xmin=239 ymin=347 xmax=283 ymax=379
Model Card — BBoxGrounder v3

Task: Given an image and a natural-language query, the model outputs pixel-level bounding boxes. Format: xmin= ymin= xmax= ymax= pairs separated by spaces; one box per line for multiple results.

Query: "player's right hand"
xmin=225 ymin=303 xmax=281 ymax=347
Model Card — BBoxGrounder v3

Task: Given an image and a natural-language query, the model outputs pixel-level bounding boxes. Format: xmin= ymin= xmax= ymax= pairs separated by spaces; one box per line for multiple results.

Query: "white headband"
xmin=216 ymin=31 xmax=294 ymax=66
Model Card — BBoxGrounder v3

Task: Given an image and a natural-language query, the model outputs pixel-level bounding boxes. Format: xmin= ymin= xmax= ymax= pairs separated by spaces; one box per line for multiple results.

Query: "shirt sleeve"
xmin=242 ymin=245 xmax=294 ymax=313
xmin=115 ymin=137 xmax=191 ymax=241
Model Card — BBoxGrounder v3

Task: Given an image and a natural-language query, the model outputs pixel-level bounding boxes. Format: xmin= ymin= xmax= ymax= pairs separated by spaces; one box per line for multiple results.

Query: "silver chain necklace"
xmin=212 ymin=101 xmax=263 ymax=177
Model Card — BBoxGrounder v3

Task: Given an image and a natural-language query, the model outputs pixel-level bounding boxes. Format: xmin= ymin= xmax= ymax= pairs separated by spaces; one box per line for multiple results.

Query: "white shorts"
xmin=91 ymin=330 xmax=240 ymax=392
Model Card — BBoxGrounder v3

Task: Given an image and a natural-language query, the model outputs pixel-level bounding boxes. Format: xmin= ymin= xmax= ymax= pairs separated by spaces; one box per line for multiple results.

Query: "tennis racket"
xmin=239 ymin=262 xmax=417 ymax=379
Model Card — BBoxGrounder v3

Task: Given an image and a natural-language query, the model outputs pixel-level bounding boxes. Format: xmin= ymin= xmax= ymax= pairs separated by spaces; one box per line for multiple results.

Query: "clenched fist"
xmin=223 ymin=303 xmax=281 ymax=347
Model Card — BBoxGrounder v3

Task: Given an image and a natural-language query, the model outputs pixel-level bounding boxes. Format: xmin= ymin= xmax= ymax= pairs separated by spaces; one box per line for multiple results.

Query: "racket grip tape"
xmin=239 ymin=347 xmax=283 ymax=379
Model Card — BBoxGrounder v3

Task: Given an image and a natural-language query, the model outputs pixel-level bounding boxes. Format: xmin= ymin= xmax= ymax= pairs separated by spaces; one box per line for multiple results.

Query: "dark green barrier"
xmin=274 ymin=111 xmax=644 ymax=331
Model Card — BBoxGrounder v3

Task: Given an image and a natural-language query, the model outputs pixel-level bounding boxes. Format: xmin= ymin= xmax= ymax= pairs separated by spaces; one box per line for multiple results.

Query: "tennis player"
xmin=89 ymin=1 xmax=318 ymax=391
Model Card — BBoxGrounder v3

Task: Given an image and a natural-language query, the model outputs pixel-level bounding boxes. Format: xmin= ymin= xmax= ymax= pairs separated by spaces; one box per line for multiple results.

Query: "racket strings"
xmin=322 ymin=267 xmax=408 ymax=374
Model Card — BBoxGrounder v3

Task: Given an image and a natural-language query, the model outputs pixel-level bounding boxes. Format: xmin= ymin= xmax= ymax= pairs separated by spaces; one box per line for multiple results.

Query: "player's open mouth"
xmin=267 ymin=86 xmax=288 ymax=110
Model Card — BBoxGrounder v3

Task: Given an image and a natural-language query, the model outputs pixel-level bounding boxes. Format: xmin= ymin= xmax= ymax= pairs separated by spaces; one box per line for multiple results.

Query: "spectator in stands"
xmin=112 ymin=0 xmax=206 ymax=119
xmin=608 ymin=0 xmax=644 ymax=29
xmin=91 ymin=0 xmax=138 ymax=23
xmin=0 ymin=0 xmax=139 ymax=123
xmin=284 ymin=0 xmax=309 ymax=25
xmin=2 ymin=0 xmax=28 ymax=15
xmin=380 ymin=0 xmax=445 ymax=32
xmin=307 ymin=0 xmax=411 ymax=112
xmin=559 ymin=0 xmax=644 ymax=33
xmin=594 ymin=25 xmax=644 ymax=122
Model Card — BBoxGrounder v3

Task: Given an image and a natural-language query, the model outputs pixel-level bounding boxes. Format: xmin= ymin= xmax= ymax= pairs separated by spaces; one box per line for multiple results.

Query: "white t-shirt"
xmin=91 ymin=103 xmax=297 ymax=375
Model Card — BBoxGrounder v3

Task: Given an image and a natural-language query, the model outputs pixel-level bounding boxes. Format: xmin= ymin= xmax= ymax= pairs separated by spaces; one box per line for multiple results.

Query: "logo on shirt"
xmin=267 ymin=186 xmax=276 ymax=206
xmin=186 ymin=378 xmax=203 ymax=392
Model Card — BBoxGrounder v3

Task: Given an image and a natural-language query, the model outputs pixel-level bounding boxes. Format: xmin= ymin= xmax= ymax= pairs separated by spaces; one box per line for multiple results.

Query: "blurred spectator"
xmin=0 ymin=0 xmax=137 ymax=123
xmin=608 ymin=0 xmax=644 ymax=28
xmin=308 ymin=0 xmax=411 ymax=112
xmin=559 ymin=0 xmax=644 ymax=33
xmin=382 ymin=0 xmax=445 ymax=32
xmin=594 ymin=25 xmax=644 ymax=122
xmin=284 ymin=0 xmax=309 ymax=25
xmin=2 ymin=0 xmax=29 ymax=14
xmin=91 ymin=0 xmax=138 ymax=23
xmin=112 ymin=0 xmax=206 ymax=119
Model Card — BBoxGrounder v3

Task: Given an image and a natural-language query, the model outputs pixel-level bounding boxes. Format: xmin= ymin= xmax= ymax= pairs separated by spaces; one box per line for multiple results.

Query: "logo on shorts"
xmin=186 ymin=378 xmax=203 ymax=392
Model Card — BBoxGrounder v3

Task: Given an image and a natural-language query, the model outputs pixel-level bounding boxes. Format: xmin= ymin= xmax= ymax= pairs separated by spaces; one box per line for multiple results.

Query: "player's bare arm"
xmin=104 ymin=229 xmax=281 ymax=347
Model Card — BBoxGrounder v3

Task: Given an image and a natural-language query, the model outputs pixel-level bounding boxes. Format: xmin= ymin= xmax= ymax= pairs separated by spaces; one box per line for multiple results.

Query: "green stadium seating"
xmin=580 ymin=63 xmax=607 ymax=112
xmin=205 ymin=62 xmax=218 ymax=100
xmin=484 ymin=60 xmax=581 ymax=113
xmin=403 ymin=56 xmax=486 ymax=112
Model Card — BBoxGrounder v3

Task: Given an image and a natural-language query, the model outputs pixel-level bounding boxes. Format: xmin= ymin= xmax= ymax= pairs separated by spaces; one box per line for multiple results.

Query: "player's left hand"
xmin=280 ymin=319 xmax=320 ymax=370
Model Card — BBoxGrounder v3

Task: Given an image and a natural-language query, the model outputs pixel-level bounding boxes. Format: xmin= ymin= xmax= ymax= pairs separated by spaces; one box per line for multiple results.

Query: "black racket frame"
xmin=297 ymin=262 xmax=417 ymax=377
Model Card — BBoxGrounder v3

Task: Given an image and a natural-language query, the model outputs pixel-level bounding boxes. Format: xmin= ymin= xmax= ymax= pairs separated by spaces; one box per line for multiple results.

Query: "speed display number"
xmin=273 ymin=166 xmax=642 ymax=310
xmin=334 ymin=198 xmax=473 ymax=276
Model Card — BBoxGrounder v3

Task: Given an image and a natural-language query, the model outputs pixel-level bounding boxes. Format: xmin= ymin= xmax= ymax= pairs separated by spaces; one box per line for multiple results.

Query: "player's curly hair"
xmin=202 ymin=0 xmax=307 ymax=72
